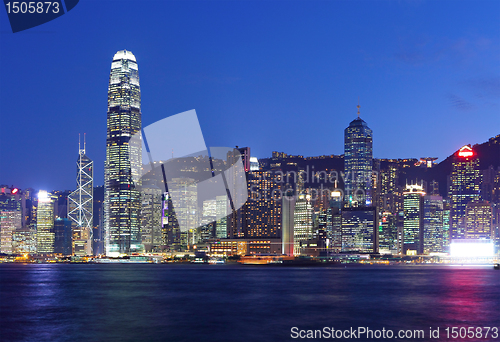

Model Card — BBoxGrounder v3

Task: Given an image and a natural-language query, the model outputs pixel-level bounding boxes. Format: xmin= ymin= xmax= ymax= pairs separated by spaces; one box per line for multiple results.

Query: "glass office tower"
xmin=449 ymin=145 xmax=481 ymax=240
xmin=104 ymin=50 xmax=142 ymax=256
xmin=344 ymin=105 xmax=373 ymax=207
xmin=68 ymin=136 xmax=93 ymax=256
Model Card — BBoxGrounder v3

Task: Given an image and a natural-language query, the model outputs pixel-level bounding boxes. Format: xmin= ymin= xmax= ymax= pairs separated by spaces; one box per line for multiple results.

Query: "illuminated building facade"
xmin=209 ymin=238 xmax=281 ymax=256
xmin=36 ymin=191 xmax=56 ymax=253
xmin=377 ymin=163 xmax=398 ymax=214
xmin=54 ymin=218 xmax=72 ymax=255
xmin=140 ymin=181 xmax=163 ymax=252
xmin=403 ymin=183 xmax=425 ymax=254
xmin=104 ymin=50 xmax=142 ymax=255
xmin=341 ymin=206 xmax=378 ymax=253
xmin=0 ymin=187 xmax=22 ymax=254
xmin=168 ymin=178 xmax=198 ymax=233
xmin=449 ymin=145 xmax=481 ymax=240
xmin=465 ymin=200 xmax=493 ymax=240
xmin=244 ymin=171 xmax=282 ymax=239
xmin=344 ymin=105 xmax=373 ymax=207
xmin=199 ymin=199 xmax=216 ymax=243
xmin=293 ymin=194 xmax=313 ymax=255
xmin=67 ymin=137 xmax=93 ymax=256
xmin=423 ymin=195 xmax=445 ymax=253
xmin=1 ymin=211 xmax=21 ymax=254
xmin=12 ymin=229 xmax=36 ymax=254
xmin=215 ymin=195 xmax=228 ymax=238
xmin=378 ymin=211 xmax=398 ymax=254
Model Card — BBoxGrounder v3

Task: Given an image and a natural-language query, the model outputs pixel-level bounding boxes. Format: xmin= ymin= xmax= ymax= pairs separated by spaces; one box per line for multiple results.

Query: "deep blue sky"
xmin=1 ymin=0 xmax=499 ymax=191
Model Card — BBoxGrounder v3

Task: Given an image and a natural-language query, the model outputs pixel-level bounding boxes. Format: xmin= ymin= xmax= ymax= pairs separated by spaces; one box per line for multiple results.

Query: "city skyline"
xmin=1 ymin=1 xmax=499 ymax=191
xmin=1 ymin=3 xmax=499 ymax=341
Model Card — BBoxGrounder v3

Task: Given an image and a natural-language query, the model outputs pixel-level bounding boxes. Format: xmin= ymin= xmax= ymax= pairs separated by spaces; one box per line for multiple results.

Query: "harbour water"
xmin=1 ymin=264 xmax=499 ymax=342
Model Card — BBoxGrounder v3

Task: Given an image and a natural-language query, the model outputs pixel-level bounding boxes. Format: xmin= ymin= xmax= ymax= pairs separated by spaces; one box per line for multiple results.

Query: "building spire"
xmin=83 ymin=133 xmax=86 ymax=154
xmin=357 ymin=97 xmax=360 ymax=118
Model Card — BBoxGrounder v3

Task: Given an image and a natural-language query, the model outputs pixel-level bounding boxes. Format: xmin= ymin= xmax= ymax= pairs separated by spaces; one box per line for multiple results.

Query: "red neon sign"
xmin=457 ymin=146 xmax=474 ymax=158
xmin=12 ymin=188 xmax=19 ymax=194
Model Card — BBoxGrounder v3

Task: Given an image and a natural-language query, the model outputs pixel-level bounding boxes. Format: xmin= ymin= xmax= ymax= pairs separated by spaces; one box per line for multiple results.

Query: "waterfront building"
xmin=449 ymin=145 xmax=481 ymax=240
xmin=104 ymin=50 xmax=142 ymax=256
xmin=93 ymin=186 xmax=105 ymax=255
xmin=341 ymin=206 xmax=378 ymax=253
xmin=378 ymin=211 xmax=398 ymax=254
xmin=54 ymin=218 xmax=72 ymax=255
xmin=293 ymin=193 xmax=313 ymax=255
xmin=465 ymin=200 xmax=493 ymax=240
xmin=244 ymin=171 xmax=282 ymax=239
xmin=209 ymin=238 xmax=281 ymax=256
xmin=12 ymin=229 xmax=36 ymax=254
xmin=215 ymin=195 xmax=228 ymax=238
xmin=36 ymin=191 xmax=56 ymax=253
xmin=0 ymin=187 xmax=22 ymax=254
xmin=403 ymin=183 xmax=425 ymax=254
xmin=423 ymin=195 xmax=446 ymax=253
xmin=68 ymin=136 xmax=93 ymax=256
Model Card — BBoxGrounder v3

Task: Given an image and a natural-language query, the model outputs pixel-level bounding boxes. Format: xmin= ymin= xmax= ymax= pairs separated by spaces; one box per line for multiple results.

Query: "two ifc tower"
xmin=70 ymin=50 xmax=374 ymax=257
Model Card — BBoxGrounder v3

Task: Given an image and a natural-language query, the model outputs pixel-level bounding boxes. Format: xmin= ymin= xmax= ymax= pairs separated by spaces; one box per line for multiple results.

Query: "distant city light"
xmin=11 ymin=188 xmax=19 ymax=194
xmin=449 ymin=240 xmax=494 ymax=257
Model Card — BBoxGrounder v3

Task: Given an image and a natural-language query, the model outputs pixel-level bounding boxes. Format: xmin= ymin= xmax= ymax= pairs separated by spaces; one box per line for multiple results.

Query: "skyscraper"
xmin=293 ymin=193 xmax=313 ymax=255
xmin=344 ymin=104 xmax=373 ymax=207
xmin=68 ymin=136 xmax=93 ymax=256
xmin=465 ymin=200 xmax=493 ymax=240
xmin=36 ymin=191 xmax=56 ymax=254
xmin=449 ymin=145 xmax=481 ymax=240
xmin=54 ymin=217 xmax=72 ymax=255
xmin=281 ymin=189 xmax=295 ymax=256
xmin=242 ymin=171 xmax=282 ymax=239
xmin=378 ymin=211 xmax=398 ymax=254
xmin=140 ymin=180 xmax=163 ymax=252
xmin=104 ymin=50 xmax=142 ymax=256
xmin=341 ymin=206 xmax=378 ymax=253
xmin=403 ymin=183 xmax=425 ymax=255
xmin=0 ymin=187 xmax=22 ymax=254
xmin=423 ymin=194 xmax=445 ymax=253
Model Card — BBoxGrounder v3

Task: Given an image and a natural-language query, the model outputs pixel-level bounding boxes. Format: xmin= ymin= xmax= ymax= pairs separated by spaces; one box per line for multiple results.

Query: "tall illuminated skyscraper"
xmin=449 ymin=145 xmax=481 ymax=240
xmin=344 ymin=104 xmax=373 ymax=207
xmin=293 ymin=193 xmax=313 ymax=255
xmin=403 ymin=183 xmax=425 ymax=254
xmin=36 ymin=191 xmax=56 ymax=253
xmin=104 ymin=50 xmax=142 ymax=256
xmin=423 ymin=195 xmax=445 ymax=253
xmin=68 ymin=136 xmax=93 ymax=256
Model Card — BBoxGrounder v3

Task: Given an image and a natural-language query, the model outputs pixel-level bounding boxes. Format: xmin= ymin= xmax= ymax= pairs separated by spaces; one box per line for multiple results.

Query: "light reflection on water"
xmin=0 ymin=264 xmax=499 ymax=342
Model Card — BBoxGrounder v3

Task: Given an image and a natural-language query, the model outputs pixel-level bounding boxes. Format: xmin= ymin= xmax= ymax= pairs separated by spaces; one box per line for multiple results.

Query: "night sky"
xmin=0 ymin=0 xmax=499 ymax=191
